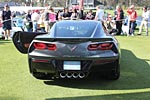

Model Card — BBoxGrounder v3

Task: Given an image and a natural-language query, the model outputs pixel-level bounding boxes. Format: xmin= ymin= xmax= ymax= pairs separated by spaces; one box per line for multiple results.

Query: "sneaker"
xmin=131 ymin=34 xmax=134 ymax=36
xmin=8 ymin=37 xmax=11 ymax=40
xmin=5 ymin=37 xmax=8 ymax=40
xmin=127 ymin=34 xmax=130 ymax=37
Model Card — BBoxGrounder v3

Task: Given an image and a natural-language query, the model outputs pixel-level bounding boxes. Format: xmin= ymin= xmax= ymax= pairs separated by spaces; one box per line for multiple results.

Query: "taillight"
xmin=33 ymin=42 xmax=56 ymax=50
xmin=32 ymin=59 xmax=49 ymax=63
xmin=88 ymin=44 xmax=99 ymax=50
xmin=88 ymin=43 xmax=113 ymax=50
xmin=34 ymin=42 xmax=46 ymax=50
xmin=100 ymin=43 xmax=113 ymax=50
xmin=47 ymin=44 xmax=56 ymax=50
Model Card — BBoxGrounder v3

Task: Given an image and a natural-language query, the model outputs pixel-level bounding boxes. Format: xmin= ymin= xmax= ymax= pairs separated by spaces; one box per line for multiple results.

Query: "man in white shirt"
xmin=94 ymin=5 xmax=104 ymax=21
xmin=138 ymin=6 xmax=149 ymax=36
xmin=31 ymin=10 xmax=40 ymax=32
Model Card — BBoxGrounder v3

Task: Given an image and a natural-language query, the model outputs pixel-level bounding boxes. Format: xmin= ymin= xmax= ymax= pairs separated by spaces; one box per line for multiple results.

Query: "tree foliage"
xmin=1 ymin=0 xmax=150 ymax=7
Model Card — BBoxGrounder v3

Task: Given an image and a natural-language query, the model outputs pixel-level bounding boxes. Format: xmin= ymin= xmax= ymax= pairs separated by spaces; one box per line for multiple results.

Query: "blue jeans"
xmin=40 ymin=27 xmax=46 ymax=32
xmin=26 ymin=28 xmax=32 ymax=32
xmin=129 ymin=21 xmax=136 ymax=35
xmin=32 ymin=22 xmax=38 ymax=32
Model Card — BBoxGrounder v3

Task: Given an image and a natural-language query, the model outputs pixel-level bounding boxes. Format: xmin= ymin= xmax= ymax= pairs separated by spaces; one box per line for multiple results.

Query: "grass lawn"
xmin=0 ymin=34 xmax=150 ymax=100
xmin=105 ymin=9 xmax=143 ymax=16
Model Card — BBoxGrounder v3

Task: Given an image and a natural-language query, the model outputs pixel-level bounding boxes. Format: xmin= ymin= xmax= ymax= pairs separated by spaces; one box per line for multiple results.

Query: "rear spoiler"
xmin=35 ymin=38 xmax=113 ymax=42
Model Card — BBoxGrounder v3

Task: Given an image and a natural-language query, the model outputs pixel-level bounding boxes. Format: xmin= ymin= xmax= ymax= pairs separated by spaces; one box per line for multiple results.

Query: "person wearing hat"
xmin=1 ymin=4 xmax=12 ymax=40
xmin=127 ymin=5 xmax=138 ymax=36
xmin=138 ymin=6 xmax=149 ymax=36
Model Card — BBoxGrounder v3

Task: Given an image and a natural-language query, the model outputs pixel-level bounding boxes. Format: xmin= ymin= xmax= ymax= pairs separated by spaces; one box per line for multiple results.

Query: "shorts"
xmin=44 ymin=21 xmax=49 ymax=26
xmin=2 ymin=20 xmax=12 ymax=31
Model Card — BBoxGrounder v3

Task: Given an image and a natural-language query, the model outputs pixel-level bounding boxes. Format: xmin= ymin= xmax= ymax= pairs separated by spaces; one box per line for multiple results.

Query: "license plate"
xmin=63 ymin=61 xmax=81 ymax=70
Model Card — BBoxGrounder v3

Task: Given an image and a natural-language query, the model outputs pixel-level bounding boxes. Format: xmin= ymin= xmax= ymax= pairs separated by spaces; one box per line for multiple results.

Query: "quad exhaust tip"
xmin=72 ymin=72 xmax=79 ymax=78
xmin=66 ymin=72 xmax=72 ymax=78
xmin=60 ymin=72 xmax=66 ymax=78
xmin=79 ymin=72 xmax=86 ymax=78
xmin=60 ymin=72 xmax=86 ymax=79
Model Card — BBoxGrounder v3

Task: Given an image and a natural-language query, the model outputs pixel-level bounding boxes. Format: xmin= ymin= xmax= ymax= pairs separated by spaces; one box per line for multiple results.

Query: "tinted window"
xmin=54 ymin=21 xmax=99 ymax=37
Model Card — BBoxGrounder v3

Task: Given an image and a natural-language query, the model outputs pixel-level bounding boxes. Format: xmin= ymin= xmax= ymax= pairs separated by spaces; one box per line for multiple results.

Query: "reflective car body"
xmin=12 ymin=20 xmax=120 ymax=80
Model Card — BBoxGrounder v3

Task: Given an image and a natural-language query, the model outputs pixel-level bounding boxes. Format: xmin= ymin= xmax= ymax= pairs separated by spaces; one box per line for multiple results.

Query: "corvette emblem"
xmin=67 ymin=45 xmax=77 ymax=52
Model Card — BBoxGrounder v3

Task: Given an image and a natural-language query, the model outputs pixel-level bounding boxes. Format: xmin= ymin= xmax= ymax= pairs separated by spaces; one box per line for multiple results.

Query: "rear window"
xmin=54 ymin=21 xmax=98 ymax=37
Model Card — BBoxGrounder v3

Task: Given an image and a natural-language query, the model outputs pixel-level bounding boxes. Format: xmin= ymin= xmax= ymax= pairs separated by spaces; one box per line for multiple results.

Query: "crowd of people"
xmin=101 ymin=4 xmax=150 ymax=36
xmin=1 ymin=4 xmax=150 ymax=40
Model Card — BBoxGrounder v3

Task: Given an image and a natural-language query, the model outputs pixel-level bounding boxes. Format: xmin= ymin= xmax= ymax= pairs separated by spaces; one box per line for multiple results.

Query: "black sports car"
xmin=12 ymin=20 xmax=120 ymax=80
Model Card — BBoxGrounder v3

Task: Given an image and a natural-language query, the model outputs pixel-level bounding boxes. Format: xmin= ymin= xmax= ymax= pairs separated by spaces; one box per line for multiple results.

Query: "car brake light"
xmin=33 ymin=42 xmax=56 ymax=50
xmin=88 ymin=43 xmax=113 ymax=50
xmin=47 ymin=44 xmax=56 ymax=50
xmin=33 ymin=42 xmax=46 ymax=50
xmin=88 ymin=44 xmax=99 ymax=50
xmin=100 ymin=43 xmax=113 ymax=50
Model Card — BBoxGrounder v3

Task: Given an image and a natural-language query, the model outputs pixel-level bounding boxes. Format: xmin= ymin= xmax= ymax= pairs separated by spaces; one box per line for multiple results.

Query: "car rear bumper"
xmin=28 ymin=55 xmax=119 ymax=75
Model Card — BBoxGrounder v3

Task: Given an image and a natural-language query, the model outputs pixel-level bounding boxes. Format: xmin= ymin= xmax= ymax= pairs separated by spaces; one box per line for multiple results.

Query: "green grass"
xmin=105 ymin=9 xmax=143 ymax=16
xmin=0 ymin=35 xmax=150 ymax=100
xmin=86 ymin=9 xmax=143 ymax=16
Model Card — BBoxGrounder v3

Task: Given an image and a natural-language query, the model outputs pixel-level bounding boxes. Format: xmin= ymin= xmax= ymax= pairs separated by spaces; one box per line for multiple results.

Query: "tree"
xmin=1 ymin=0 xmax=150 ymax=7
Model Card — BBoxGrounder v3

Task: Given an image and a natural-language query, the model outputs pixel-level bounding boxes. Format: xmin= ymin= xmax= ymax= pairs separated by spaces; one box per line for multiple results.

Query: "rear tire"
xmin=107 ymin=60 xmax=120 ymax=80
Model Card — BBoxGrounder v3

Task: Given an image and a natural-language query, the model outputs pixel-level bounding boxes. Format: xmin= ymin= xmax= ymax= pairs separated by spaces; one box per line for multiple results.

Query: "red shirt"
xmin=127 ymin=9 xmax=137 ymax=21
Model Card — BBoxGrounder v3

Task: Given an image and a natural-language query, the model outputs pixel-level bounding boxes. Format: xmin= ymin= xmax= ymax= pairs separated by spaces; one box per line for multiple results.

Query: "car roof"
xmin=48 ymin=20 xmax=105 ymax=38
xmin=56 ymin=20 xmax=100 ymax=24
